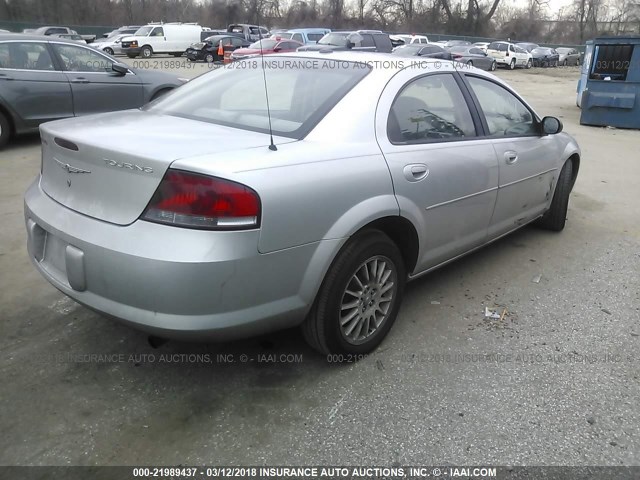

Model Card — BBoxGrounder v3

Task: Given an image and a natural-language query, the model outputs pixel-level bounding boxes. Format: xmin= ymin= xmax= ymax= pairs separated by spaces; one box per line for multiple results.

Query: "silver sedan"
xmin=24 ymin=52 xmax=580 ymax=355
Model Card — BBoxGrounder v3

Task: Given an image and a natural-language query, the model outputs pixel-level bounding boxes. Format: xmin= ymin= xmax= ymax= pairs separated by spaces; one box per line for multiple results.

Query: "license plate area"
xmin=41 ymin=231 xmax=70 ymax=287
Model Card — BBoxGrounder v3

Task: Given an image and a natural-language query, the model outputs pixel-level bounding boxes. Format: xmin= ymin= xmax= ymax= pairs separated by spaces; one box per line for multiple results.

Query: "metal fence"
xmin=0 ymin=20 xmax=115 ymax=37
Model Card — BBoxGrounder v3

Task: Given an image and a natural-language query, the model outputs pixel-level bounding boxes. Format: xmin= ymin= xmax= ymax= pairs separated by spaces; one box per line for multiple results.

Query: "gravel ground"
xmin=0 ymin=61 xmax=638 ymax=467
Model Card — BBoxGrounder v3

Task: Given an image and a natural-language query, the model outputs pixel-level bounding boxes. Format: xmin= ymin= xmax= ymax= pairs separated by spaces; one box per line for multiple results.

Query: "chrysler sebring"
xmin=24 ymin=52 xmax=580 ymax=355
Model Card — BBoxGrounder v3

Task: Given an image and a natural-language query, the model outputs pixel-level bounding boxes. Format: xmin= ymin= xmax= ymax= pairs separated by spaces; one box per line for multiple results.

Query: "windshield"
xmin=248 ymin=39 xmax=278 ymax=49
xmin=273 ymin=33 xmax=294 ymax=40
xmin=556 ymin=48 xmax=570 ymax=53
xmin=488 ymin=42 xmax=507 ymax=51
xmin=318 ymin=32 xmax=349 ymax=47
xmin=135 ymin=26 xmax=153 ymax=36
xmin=392 ymin=45 xmax=422 ymax=56
xmin=147 ymin=58 xmax=370 ymax=139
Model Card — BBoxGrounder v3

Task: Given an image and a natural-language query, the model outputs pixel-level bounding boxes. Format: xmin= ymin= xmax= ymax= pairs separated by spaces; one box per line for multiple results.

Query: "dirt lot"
xmin=1 ymin=63 xmax=639 ymax=467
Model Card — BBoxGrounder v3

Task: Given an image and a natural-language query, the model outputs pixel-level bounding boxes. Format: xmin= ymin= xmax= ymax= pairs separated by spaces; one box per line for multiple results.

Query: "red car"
xmin=230 ymin=38 xmax=303 ymax=60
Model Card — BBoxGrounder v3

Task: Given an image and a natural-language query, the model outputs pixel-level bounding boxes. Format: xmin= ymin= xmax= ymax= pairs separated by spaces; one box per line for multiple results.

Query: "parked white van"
xmin=121 ymin=23 xmax=203 ymax=58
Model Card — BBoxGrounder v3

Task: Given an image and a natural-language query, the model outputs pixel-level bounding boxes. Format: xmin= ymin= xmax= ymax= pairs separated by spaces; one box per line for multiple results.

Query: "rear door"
xmin=51 ymin=42 xmax=143 ymax=115
xmin=376 ymin=69 xmax=499 ymax=272
xmin=0 ymin=40 xmax=72 ymax=128
xmin=462 ymin=74 xmax=557 ymax=237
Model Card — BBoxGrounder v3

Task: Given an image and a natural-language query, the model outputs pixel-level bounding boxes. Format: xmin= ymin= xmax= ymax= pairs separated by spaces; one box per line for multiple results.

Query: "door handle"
xmin=71 ymin=78 xmax=90 ymax=84
xmin=403 ymin=164 xmax=429 ymax=182
xmin=504 ymin=151 xmax=518 ymax=164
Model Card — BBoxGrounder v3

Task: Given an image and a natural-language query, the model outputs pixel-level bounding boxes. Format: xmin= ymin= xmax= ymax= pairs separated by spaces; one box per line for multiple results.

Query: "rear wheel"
xmin=509 ymin=58 xmax=516 ymax=70
xmin=205 ymin=53 xmax=214 ymax=63
xmin=490 ymin=60 xmax=497 ymax=71
xmin=103 ymin=47 xmax=114 ymax=55
xmin=141 ymin=45 xmax=153 ymax=58
xmin=302 ymin=230 xmax=406 ymax=355
xmin=563 ymin=59 xmax=567 ymax=66
xmin=0 ymin=111 xmax=11 ymax=148
xmin=535 ymin=160 xmax=574 ymax=231
xmin=526 ymin=58 xmax=532 ymax=69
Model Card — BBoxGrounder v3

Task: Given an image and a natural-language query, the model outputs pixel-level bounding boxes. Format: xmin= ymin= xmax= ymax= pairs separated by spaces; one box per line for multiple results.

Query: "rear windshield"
xmin=318 ymin=32 xmax=349 ymax=47
xmin=249 ymin=39 xmax=278 ymax=49
xmin=488 ymin=42 xmax=507 ymax=51
xmin=147 ymin=58 xmax=370 ymax=139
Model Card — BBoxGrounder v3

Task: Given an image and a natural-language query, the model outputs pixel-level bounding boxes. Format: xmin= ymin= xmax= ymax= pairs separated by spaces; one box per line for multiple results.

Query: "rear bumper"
xmin=24 ymin=178 xmax=334 ymax=341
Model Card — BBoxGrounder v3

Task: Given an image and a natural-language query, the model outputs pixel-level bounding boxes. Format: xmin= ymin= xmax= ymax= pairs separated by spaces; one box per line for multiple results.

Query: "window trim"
xmin=386 ymin=71 xmax=485 ymax=146
xmin=459 ymin=73 xmax=543 ymax=139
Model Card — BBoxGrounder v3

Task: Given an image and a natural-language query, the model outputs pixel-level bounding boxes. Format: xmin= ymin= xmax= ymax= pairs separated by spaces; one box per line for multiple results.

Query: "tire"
xmin=171 ymin=53 xmax=182 ymax=57
xmin=127 ymin=54 xmax=137 ymax=59
xmin=467 ymin=60 xmax=473 ymax=67
xmin=104 ymin=47 xmax=114 ymax=55
xmin=526 ymin=58 xmax=532 ymax=69
xmin=509 ymin=58 xmax=516 ymax=70
xmin=576 ymin=58 xmax=580 ymax=66
xmin=563 ymin=59 xmax=567 ymax=66
xmin=553 ymin=60 xmax=558 ymax=67
xmin=0 ymin=110 xmax=10 ymax=148
xmin=302 ymin=230 xmax=406 ymax=355
xmin=535 ymin=160 xmax=574 ymax=231
xmin=205 ymin=53 xmax=214 ymax=63
xmin=141 ymin=45 xmax=153 ymax=58
xmin=490 ymin=60 xmax=497 ymax=71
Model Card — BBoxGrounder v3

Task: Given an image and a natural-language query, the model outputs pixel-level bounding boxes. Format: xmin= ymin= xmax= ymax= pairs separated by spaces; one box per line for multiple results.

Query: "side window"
xmin=360 ymin=34 xmax=375 ymax=48
xmin=0 ymin=42 xmax=55 ymax=70
xmin=53 ymin=44 xmax=113 ymax=73
xmin=509 ymin=45 xmax=515 ymax=52
xmin=222 ymin=37 xmax=233 ymax=46
xmin=293 ymin=33 xmax=303 ymax=43
xmin=151 ymin=27 xmax=164 ymax=37
xmin=466 ymin=76 xmax=536 ymax=137
xmin=590 ymin=44 xmax=633 ymax=81
xmin=388 ymin=73 xmax=476 ymax=143
xmin=231 ymin=37 xmax=243 ymax=47
xmin=470 ymin=48 xmax=483 ymax=55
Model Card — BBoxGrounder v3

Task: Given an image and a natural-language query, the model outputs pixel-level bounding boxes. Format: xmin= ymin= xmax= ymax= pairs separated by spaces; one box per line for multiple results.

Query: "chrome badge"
xmin=54 ymin=157 xmax=91 ymax=174
xmin=104 ymin=159 xmax=153 ymax=173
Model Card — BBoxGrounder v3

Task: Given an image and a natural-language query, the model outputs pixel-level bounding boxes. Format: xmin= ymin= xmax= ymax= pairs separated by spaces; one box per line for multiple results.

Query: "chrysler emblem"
xmin=54 ymin=157 xmax=91 ymax=174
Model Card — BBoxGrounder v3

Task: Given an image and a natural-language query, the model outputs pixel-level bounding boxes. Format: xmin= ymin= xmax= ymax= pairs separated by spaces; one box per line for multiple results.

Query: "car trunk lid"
xmin=39 ymin=110 xmax=287 ymax=225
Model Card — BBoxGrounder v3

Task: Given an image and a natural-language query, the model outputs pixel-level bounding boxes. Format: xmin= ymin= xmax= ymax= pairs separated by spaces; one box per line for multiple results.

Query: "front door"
xmin=51 ymin=43 xmax=143 ymax=116
xmin=462 ymin=74 xmax=558 ymax=238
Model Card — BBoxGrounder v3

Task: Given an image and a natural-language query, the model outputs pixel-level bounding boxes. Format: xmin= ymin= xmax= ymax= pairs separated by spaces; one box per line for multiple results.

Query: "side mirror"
xmin=541 ymin=116 xmax=563 ymax=135
xmin=111 ymin=62 xmax=129 ymax=75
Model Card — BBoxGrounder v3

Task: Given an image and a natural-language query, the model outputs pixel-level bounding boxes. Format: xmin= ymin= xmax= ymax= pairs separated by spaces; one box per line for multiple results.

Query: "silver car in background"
xmin=89 ymin=34 xmax=128 ymax=55
xmin=24 ymin=52 xmax=580 ymax=355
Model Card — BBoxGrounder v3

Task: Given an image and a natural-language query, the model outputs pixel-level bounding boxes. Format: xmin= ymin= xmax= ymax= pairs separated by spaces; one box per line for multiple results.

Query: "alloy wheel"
xmin=339 ymin=255 xmax=397 ymax=345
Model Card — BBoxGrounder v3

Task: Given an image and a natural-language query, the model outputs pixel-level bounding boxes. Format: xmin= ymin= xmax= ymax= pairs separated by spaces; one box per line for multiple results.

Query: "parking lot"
xmin=1 ymin=62 xmax=639 ymax=466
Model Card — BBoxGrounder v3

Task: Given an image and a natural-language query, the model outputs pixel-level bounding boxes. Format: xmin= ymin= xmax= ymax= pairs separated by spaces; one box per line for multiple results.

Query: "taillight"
xmin=453 ymin=54 xmax=462 ymax=59
xmin=142 ymin=170 xmax=260 ymax=230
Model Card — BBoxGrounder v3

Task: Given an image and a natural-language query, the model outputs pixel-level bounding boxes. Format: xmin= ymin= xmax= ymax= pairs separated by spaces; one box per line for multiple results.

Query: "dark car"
xmin=531 ymin=47 xmax=559 ymax=67
xmin=391 ymin=44 xmax=452 ymax=60
xmin=0 ymin=34 xmax=186 ymax=147
xmin=185 ymin=35 xmax=250 ymax=63
xmin=298 ymin=30 xmax=393 ymax=53
xmin=449 ymin=46 xmax=497 ymax=70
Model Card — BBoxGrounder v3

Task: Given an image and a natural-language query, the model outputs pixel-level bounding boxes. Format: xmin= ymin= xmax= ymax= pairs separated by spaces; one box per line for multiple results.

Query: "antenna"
xmin=256 ymin=9 xmax=277 ymax=151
